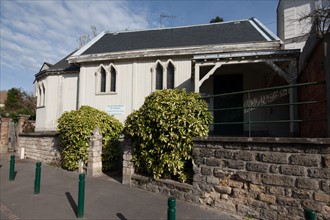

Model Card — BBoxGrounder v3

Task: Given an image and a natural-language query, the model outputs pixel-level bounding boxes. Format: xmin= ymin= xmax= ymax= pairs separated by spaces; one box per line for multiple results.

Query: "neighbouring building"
xmin=277 ymin=0 xmax=329 ymax=50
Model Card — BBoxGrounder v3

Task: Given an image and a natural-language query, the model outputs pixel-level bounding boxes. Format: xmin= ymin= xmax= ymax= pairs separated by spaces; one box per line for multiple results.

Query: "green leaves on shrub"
xmin=125 ymin=89 xmax=213 ymax=182
xmin=57 ymin=106 xmax=123 ymax=171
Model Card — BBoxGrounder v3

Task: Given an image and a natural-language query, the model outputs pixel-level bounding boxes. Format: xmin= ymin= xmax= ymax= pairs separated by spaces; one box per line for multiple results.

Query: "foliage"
xmin=124 ymin=89 xmax=213 ymax=182
xmin=210 ymin=16 xmax=224 ymax=23
xmin=0 ymin=88 xmax=36 ymax=121
xmin=57 ymin=106 xmax=123 ymax=171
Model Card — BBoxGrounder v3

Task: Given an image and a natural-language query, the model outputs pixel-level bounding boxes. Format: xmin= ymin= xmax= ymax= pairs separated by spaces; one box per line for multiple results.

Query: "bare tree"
xmin=77 ymin=26 xmax=99 ymax=48
xmin=299 ymin=2 xmax=330 ymax=37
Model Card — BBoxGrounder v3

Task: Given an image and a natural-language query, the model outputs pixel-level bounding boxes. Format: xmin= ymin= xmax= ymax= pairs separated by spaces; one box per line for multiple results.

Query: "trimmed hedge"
xmin=125 ymin=89 xmax=212 ymax=182
xmin=57 ymin=106 xmax=123 ymax=171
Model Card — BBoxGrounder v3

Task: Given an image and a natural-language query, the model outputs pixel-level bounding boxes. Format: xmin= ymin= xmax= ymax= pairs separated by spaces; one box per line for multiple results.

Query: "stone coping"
xmin=194 ymin=136 xmax=330 ymax=145
xmin=131 ymin=173 xmax=194 ymax=190
xmin=19 ymin=131 xmax=59 ymax=137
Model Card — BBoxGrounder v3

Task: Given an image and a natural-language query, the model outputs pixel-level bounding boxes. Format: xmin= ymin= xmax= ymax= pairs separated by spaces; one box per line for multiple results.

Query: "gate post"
xmin=87 ymin=128 xmax=102 ymax=176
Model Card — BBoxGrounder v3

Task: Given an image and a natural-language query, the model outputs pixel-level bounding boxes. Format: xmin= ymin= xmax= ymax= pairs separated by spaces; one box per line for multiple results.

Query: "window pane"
xmin=100 ymin=67 xmax=106 ymax=92
xmin=110 ymin=66 xmax=116 ymax=92
xmin=167 ymin=63 xmax=174 ymax=89
xmin=156 ymin=63 xmax=163 ymax=90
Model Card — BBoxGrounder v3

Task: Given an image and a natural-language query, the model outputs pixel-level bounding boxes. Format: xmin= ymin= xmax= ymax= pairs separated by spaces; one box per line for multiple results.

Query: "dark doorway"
xmin=214 ymin=74 xmax=243 ymax=135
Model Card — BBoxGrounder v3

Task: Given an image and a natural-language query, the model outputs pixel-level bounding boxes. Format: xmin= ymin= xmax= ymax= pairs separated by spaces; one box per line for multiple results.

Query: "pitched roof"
xmin=80 ymin=18 xmax=280 ymax=56
xmin=35 ymin=50 xmax=79 ymax=77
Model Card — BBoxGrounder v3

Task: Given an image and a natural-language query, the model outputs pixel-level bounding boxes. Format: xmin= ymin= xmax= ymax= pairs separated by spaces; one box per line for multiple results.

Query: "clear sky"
xmin=0 ymin=0 xmax=279 ymax=93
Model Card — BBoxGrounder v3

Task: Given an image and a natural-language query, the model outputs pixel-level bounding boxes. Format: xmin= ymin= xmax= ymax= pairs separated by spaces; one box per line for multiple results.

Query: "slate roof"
xmin=81 ymin=18 xmax=279 ymax=55
xmin=36 ymin=50 xmax=79 ymax=77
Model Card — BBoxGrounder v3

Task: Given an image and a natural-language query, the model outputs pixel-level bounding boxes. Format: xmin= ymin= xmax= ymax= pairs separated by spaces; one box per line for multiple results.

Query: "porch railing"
xmin=201 ymin=81 xmax=326 ymax=137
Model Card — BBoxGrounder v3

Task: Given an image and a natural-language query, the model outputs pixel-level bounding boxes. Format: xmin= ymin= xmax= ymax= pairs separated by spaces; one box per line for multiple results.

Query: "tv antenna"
xmin=159 ymin=13 xmax=176 ymax=27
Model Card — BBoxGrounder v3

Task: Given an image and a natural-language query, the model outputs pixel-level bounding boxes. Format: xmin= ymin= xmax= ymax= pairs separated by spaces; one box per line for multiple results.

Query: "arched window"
xmin=167 ymin=62 xmax=175 ymax=89
xmin=156 ymin=63 xmax=163 ymax=90
xmin=110 ymin=66 xmax=116 ymax=92
xmin=100 ymin=67 xmax=106 ymax=92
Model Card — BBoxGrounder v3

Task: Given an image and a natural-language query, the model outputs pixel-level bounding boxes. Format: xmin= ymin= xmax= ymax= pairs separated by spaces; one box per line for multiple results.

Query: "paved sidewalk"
xmin=0 ymin=153 xmax=239 ymax=220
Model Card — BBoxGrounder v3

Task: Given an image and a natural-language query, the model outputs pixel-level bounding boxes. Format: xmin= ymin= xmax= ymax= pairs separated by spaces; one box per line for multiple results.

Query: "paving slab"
xmin=0 ymin=153 xmax=239 ymax=220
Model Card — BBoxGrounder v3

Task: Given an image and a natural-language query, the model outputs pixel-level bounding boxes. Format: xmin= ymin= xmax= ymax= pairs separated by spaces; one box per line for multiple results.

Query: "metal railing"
xmin=201 ymin=81 xmax=326 ymax=137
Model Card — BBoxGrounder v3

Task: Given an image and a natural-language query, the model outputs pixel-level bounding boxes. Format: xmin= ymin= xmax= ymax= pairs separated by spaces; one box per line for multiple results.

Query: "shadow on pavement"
xmin=116 ymin=213 xmax=128 ymax=220
xmin=65 ymin=192 xmax=77 ymax=217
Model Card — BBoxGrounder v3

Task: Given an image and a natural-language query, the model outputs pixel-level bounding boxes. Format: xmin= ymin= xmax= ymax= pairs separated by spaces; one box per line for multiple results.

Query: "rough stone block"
xmin=276 ymin=196 xmax=300 ymax=207
xmin=200 ymin=148 xmax=214 ymax=157
xmin=214 ymin=150 xmax=233 ymax=159
xmin=323 ymin=155 xmax=330 ymax=168
xmin=261 ymin=152 xmax=288 ymax=164
xmin=314 ymin=192 xmax=330 ymax=202
xmin=213 ymin=168 xmax=227 ymax=178
xmin=296 ymin=178 xmax=319 ymax=190
xmin=205 ymin=158 xmax=223 ymax=167
xmin=193 ymin=174 xmax=204 ymax=182
xmin=227 ymin=179 xmax=244 ymax=188
xmin=292 ymin=189 xmax=312 ymax=199
xmin=308 ymin=168 xmax=330 ymax=179
xmin=234 ymin=151 xmax=254 ymax=161
xmin=246 ymin=162 xmax=269 ymax=173
xmin=280 ymin=165 xmax=306 ymax=176
xmin=237 ymin=171 xmax=262 ymax=184
xmin=197 ymin=183 xmax=213 ymax=192
xmin=290 ymin=155 xmax=320 ymax=167
xmin=226 ymin=160 xmax=245 ymax=169
xmin=269 ymin=165 xmax=280 ymax=174
xmin=214 ymin=185 xmax=232 ymax=194
xmin=250 ymin=184 xmax=265 ymax=193
xmin=321 ymin=180 xmax=330 ymax=192
xmin=258 ymin=193 xmax=276 ymax=204
xmin=201 ymin=167 xmax=212 ymax=176
xmin=206 ymin=176 xmax=219 ymax=185
xmin=261 ymin=174 xmax=295 ymax=187
xmin=267 ymin=186 xmax=285 ymax=196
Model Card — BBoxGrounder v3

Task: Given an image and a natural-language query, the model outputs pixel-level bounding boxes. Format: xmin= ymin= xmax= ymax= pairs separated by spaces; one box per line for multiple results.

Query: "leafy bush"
xmin=125 ymin=89 xmax=213 ymax=182
xmin=57 ymin=106 xmax=123 ymax=171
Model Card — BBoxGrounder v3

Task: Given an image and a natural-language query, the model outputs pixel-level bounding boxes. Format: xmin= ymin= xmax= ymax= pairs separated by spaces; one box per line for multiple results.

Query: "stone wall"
xmin=0 ymin=117 xmax=11 ymax=152
xmin=125 ymin=137 xmax=330 ymax=220
xmin=18 ymin=132 xmax=62 ymax=165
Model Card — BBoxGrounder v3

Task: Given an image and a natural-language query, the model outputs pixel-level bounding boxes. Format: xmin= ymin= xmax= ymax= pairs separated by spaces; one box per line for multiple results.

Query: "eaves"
xmin=68 ymin=41 xmax=282 ymax=64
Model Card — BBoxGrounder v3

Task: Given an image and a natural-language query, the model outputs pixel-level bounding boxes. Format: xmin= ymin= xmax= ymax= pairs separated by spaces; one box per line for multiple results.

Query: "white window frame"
xmin=95 ymin=64 xmax=118 ymax=95
xmin=151 ymin=60 xmax=176 ymax=91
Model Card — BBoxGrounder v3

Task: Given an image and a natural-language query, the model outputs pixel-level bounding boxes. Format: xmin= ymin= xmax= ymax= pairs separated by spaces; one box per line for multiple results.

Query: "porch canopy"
xmin=193 ymin=49 xmax=301 ymax=137
xmin=193 ymin=49 xmax=300 ymax=93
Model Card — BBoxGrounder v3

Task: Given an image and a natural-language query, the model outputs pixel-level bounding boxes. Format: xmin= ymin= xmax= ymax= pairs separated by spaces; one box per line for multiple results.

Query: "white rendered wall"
xmin=78 ymin=57 xmax=193 ymax=123
xmin=35 ymin=73 xmax=78 ymax=131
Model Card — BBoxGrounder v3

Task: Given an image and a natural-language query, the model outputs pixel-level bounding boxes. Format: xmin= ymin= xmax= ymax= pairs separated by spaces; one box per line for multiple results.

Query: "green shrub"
xmin=57 ymin=106 xmax=123 ymax=171
xmin=125 ymin=89 xmax=213 ymax=182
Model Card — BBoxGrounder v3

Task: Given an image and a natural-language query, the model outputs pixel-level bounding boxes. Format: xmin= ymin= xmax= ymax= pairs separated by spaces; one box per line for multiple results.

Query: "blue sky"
xmin=0 ymin=0 xmax=278 ymax=93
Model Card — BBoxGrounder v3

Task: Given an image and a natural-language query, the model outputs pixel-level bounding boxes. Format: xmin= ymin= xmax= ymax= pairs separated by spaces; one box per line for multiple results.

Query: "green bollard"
xmin=34 ymin=161 xmax=41 ymax=194
xmin=77 ymin=173 xmax=85 ymax=218
xmin=9 ymin=155 xmax=15 ymax=181
xmin=167 ymin=197 xmax=176 ymax=220
xmin=304 ymin=208 xmax=317 ymax=220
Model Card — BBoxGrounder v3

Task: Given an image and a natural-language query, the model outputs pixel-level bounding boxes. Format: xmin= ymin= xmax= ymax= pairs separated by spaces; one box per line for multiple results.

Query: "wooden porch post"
xmin=194 ymin=64 xmax=200 ymax=93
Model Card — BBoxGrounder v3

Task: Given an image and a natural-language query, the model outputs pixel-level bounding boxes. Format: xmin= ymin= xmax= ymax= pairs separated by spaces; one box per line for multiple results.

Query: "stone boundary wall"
xmin=125 ymin=137 xmax=330 ymax=220
xmin=18 ymin=132 xmax=62 ymax=165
